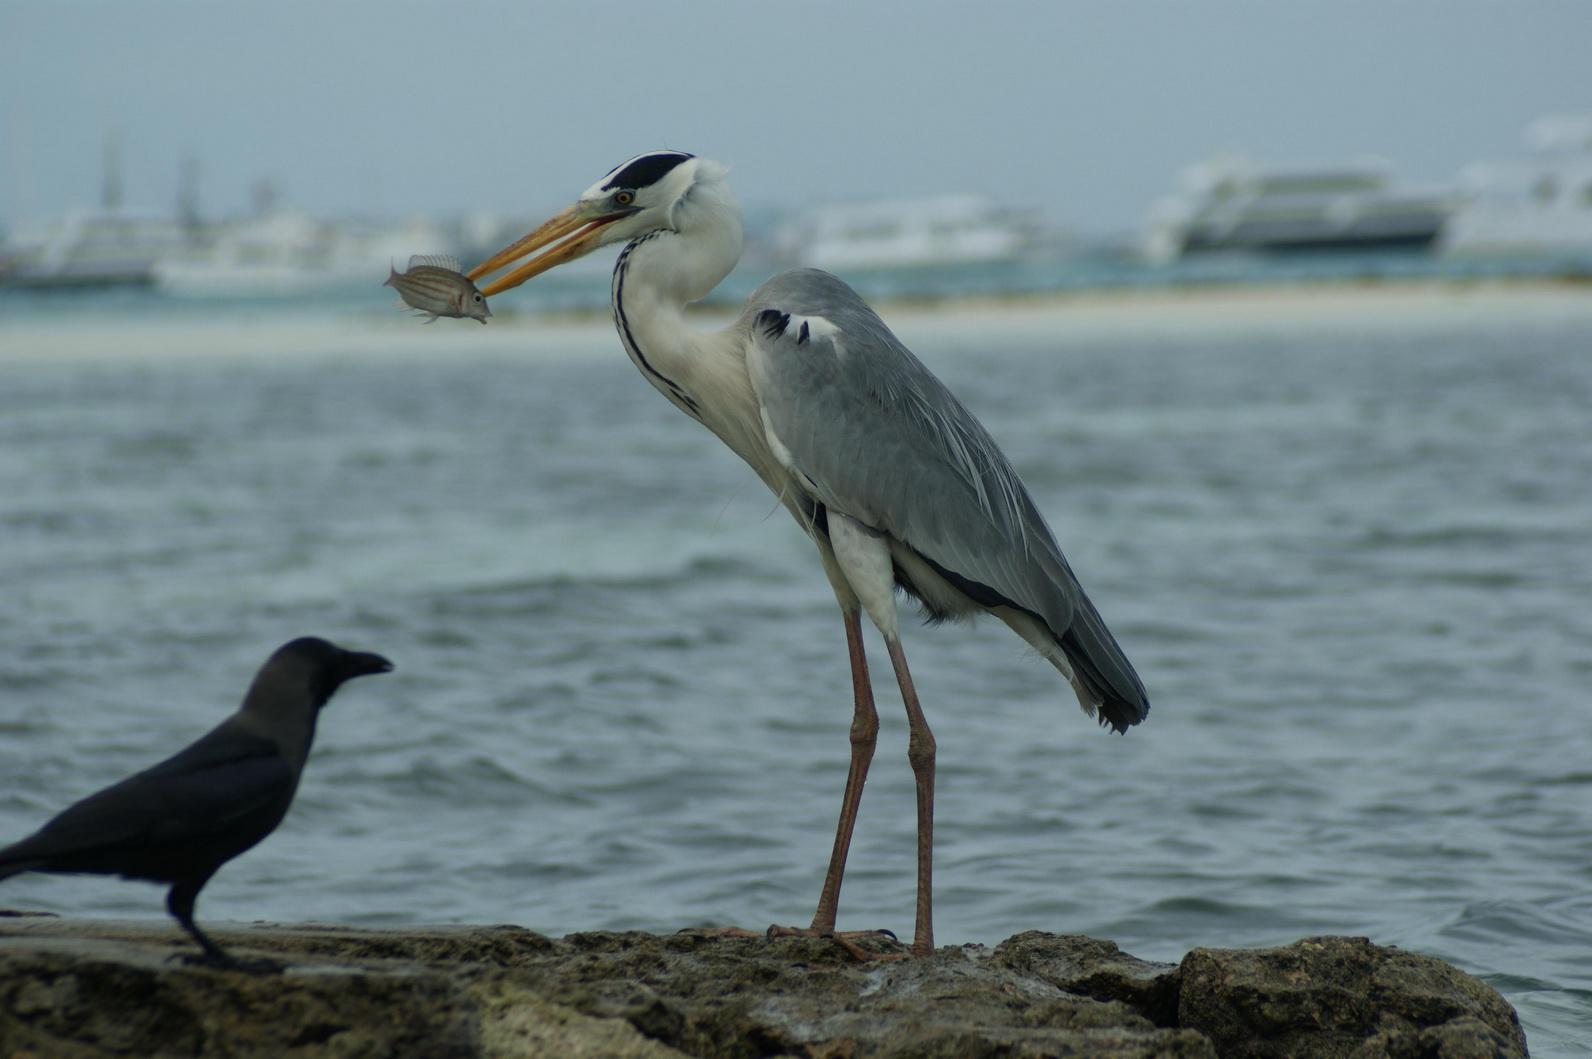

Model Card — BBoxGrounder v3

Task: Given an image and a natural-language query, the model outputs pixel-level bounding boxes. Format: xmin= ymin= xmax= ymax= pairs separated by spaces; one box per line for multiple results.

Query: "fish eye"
xmin=473 ymin=292 xmax=483 ymax=302
xmin=614 ymin=190 xmax=635 ymax=206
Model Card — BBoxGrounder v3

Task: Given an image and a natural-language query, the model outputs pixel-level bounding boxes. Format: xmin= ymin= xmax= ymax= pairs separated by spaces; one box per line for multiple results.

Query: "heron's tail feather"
xmin=1060 ymin=596 xmax=1150 ymax=734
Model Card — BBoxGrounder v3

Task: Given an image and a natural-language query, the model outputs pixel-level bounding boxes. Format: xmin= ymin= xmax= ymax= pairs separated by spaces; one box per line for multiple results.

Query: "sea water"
xmin=1 ymin=283 xmax=1588 ymax=1053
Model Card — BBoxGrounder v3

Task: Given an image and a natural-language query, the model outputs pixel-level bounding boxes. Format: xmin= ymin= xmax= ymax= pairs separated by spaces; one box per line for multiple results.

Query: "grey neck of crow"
xmin=232 ymin=660 xmax=331 ymax=766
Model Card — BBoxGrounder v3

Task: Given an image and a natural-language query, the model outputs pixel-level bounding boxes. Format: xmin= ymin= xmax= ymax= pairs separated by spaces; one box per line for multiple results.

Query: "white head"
xmin=470 ymin=151 xmax=740 ymax=297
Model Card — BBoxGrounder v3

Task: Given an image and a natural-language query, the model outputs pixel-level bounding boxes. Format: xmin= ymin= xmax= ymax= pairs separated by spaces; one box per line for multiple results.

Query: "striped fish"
xmin=384 ymin=255 xmax=492 ymax=324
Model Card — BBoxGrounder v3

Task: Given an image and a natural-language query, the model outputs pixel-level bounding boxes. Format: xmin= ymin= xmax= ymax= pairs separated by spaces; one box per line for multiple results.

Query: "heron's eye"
xmin=615 ymin=190 xmax=635 ymax=206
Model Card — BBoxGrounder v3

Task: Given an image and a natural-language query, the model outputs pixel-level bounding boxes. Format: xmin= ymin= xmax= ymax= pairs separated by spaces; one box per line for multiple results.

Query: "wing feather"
xmin=743 ymin=269 xmax=1148 ymax=718
xmin=745 ymin=270 xmax=1068 ymax=619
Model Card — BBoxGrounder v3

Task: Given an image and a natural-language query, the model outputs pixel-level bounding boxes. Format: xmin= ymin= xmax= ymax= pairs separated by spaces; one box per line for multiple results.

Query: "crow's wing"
xmin=0 ymin=721 xmax=294 ymax=869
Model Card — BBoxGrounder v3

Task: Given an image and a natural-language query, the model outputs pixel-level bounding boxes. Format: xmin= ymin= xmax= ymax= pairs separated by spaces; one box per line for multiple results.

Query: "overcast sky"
xmin=2 ymin=0 xmax=1587 ymax=234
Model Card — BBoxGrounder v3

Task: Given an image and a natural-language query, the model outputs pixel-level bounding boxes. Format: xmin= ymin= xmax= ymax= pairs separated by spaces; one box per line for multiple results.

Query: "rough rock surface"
xmin=0 ymin=914 xmax=1526 ymax=1058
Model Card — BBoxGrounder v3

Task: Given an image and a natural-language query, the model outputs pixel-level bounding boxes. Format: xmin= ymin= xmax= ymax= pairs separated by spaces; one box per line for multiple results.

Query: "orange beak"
xmin=468 ymin=204 xmax=630 ymax=297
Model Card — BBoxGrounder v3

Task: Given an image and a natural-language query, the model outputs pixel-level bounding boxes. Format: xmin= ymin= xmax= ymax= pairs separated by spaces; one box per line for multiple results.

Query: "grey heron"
xmin=469 ymin=152 xmax=1150 ymax=957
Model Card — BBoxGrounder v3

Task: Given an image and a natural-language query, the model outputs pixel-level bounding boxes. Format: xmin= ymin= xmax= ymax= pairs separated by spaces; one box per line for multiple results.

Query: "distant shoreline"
xmin=3 ymin=274 xmax=1589 ymax=365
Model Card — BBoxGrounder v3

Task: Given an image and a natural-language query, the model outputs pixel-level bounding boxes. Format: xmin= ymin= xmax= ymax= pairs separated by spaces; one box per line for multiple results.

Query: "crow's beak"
xmin=342 ymin=652 xmax=395 ymax=679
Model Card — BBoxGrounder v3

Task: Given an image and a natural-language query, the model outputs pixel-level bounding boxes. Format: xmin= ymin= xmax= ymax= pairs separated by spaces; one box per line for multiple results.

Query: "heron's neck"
xmin=611 ymin=195 xmax=743 ymax=420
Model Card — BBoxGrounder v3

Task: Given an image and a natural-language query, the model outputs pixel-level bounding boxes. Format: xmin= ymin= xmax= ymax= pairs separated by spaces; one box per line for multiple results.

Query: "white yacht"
xmin=778 ymin=195 xmax=1036 ymax=271
xmin=153 ymin=208 xmax=450 ymax=295
xmin=0 ymin=208 xmax=192 ymax=289
xmin=1440 ymin=116 xmax=1592 ymax=258
xmin=0 ymin=135 xmax=200 ymax=290
xmin=1142 ymin=155 xmax=1453 ymax=263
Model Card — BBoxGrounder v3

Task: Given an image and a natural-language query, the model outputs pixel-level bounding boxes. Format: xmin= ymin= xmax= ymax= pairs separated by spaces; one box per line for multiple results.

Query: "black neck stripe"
xmin=612 ymin=236 xmax=701 ymax=417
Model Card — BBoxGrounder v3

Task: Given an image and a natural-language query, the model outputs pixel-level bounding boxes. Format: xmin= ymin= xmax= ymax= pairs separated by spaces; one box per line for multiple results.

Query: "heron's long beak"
xmin=468 ymin=204 xmax=628 ymax=297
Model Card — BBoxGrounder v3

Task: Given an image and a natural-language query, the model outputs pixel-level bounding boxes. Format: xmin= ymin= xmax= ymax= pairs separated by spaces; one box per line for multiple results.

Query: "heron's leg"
xmin=766 ymin=605 xmax=892 ymax=958
xmin=884 ymin=633 xmax=935 ymax=957
xmin=808 ymin=606 xmax=880 ymax=934
xmin=816 ymin=513 xmax=936 ymax=958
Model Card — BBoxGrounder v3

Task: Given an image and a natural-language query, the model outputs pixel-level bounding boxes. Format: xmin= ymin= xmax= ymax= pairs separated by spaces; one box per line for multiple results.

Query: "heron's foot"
xmin=765 ymin=924 xmax=906 ymax=961
xmin=171 ymin=950 xmax=286 ymax=974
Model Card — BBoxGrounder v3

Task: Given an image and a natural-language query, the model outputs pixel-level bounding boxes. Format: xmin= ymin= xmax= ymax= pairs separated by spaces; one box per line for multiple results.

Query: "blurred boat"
xmin=777 ymin=195 xmax=1037 ymax=270
xmin=0 ymin=208 xmax=191 ymax=290
xmin=1142 ymin=156 xmax=1453 ymax=263
xmin=1440 ymin=116 xmax=1592 ymax=258
xmin=153 ymin=207 xmax=451 ymax=295
xmin=0 ymin=134 xmax=200 ymax=291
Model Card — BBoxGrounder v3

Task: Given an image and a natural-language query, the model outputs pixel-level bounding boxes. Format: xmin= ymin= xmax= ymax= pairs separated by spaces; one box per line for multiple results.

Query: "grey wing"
xmin=743 ymin=269 xmax=1148 ymax=723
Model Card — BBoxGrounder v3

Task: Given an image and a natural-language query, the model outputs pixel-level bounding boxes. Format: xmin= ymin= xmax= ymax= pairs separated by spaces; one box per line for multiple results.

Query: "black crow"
xmin=0 ymin=637 xmax=392 ymax=969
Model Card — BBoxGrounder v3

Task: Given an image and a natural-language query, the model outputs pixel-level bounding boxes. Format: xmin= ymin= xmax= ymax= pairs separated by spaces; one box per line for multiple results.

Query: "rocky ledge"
xmin=0 ymin=915 xmax=1525 ymax=1057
